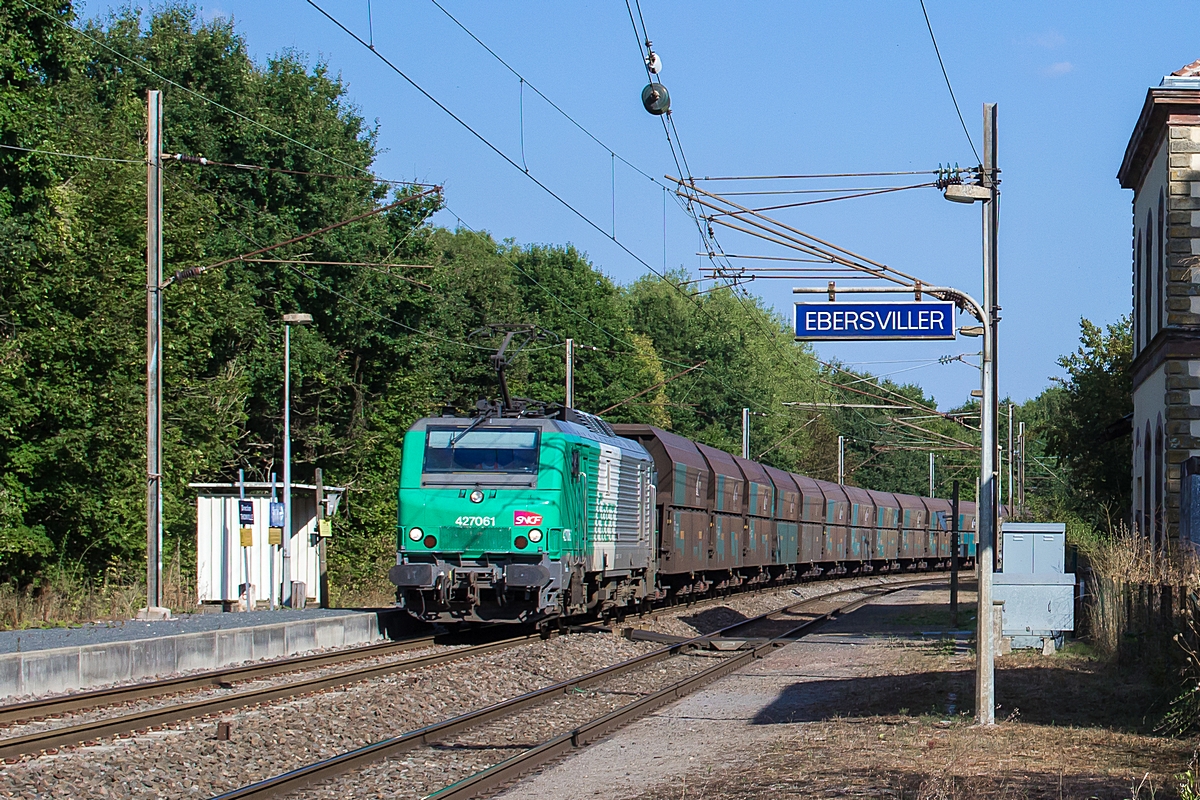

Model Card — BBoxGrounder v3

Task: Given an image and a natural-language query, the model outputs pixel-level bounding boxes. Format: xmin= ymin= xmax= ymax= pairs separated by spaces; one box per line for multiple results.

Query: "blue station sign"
xmin=794 ymin=300 xmax=957 ymax=341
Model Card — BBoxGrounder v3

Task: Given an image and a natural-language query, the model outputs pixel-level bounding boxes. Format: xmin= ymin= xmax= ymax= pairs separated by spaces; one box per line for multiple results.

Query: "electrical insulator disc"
xmin=641 ymin=82 xmax=671 ymax=115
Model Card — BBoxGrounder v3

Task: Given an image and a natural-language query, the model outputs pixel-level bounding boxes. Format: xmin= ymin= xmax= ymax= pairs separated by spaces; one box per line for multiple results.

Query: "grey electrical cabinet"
xmin=1002 ymin=523 xmax=1065 ymax=575
xmin=994 ymin=522 xmax=1074 ymax=650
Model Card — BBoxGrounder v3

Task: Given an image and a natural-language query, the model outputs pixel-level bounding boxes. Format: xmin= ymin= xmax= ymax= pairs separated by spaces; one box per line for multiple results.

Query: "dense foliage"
xmin=0 ymin=4 xmax=1134 ymax=599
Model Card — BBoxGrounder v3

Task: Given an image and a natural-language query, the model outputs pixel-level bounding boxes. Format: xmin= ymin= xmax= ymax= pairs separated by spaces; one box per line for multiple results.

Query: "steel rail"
xmin=0 ymin=631 xmax=547 ymax=760
xmin=0 ymin=634 xmax=442 ymax=727
xmin=426 ymin=580 xmax=924 ymax=800
xmin=210 ymin=576 xmax=932 ymax=800
xmin=0 ymin=569 xmax=911 ymax=729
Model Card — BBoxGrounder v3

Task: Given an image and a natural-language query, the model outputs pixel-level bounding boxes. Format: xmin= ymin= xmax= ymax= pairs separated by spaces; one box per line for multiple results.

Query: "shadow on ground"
xmin=751 ymin=658 xmax=1168 ymax=732
xmin=676 ymin=606 xmax=751 ymax=634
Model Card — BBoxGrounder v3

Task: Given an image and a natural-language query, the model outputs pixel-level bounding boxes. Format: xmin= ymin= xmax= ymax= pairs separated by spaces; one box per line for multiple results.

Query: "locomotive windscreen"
xmin=423 ymin=428 xmax=540 ymax=474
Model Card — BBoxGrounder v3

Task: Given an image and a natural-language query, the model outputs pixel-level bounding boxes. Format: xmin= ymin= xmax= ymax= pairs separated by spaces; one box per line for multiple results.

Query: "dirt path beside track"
xmin=501 ymin=581 xmax=1196 ymax=800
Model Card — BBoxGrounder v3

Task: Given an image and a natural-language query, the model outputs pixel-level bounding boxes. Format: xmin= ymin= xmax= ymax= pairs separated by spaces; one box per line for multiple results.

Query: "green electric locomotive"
xmin=389 ymin=407 xmax=657 ymax=623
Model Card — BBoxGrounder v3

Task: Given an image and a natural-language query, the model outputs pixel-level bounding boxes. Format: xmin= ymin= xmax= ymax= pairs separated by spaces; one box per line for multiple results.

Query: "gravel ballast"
xmin=0 ymin=575 xmax=929 ymax=798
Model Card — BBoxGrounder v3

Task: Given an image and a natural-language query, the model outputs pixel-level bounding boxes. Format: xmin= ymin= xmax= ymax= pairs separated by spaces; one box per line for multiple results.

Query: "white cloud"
xmin=1036 ymin=31 xmax=1066 ymax=49
xmin=1044 ymin=61 xmax=1074 ymax=77
xmin=200 ymin=6 xmax=229 ymax=24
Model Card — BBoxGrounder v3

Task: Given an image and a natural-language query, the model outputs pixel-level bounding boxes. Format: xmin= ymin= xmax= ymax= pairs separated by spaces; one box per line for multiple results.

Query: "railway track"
xmin=212 ymin=575 xmax=934 ymax=800
xmin=0 ymin=627 xmax=547 ymax=760
xmin=0 ymin=567 xmax=899 ymax=760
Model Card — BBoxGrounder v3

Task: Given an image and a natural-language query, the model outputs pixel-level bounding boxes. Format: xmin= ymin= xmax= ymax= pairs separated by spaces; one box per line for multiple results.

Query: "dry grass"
xmin=638 ymin=639 xmax=1195 ymax=800
xmin=329 ymin=584 xmax=397 ymax=609
xmin=1084 ymin=524 xmax=1200 ymax=587
xmin=0 ymin=557 xmax=198 ymax=630
xmin=0 ymin=558 xmax=401 ymax=628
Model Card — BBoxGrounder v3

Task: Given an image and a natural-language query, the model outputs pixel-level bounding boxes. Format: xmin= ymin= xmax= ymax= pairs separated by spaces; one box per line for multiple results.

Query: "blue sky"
xmin=86 ymin=1 xmax=1192 ymax=407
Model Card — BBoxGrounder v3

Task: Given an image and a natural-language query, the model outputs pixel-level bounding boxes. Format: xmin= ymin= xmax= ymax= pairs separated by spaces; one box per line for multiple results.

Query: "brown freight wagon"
xmin=793 ymin=474 xmax=827 ymax=565
xmin=842 ymin=485 xmax=876 ymax=566
xmin=610 ymin=425 xmax=710 ymax=590
xmin=923 ymin=497 xmax=953 ymax=562
xmin=734 ymin=454 xmax=774 ymax=574
xmin=763 ymin=464 xmax=800 ymax=569
xmin=813 ymin=480 xmax=851 ymax=564
xmin=897 ymin=493 xmax=928 ymax=561
xmin=696 ymin=442 xmax=746 ymax=575
xmin=868 ymin=489 xmax=901 ymax=562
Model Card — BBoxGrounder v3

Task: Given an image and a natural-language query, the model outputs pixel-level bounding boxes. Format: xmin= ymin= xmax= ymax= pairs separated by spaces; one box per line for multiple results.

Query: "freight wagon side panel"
xmin=868 ymin=490 xmax=900 ymax=561
xmin=843 ymin=486 xmax=875 ymax=564
xmin=794 ymin=474 xmax=825 ymax=563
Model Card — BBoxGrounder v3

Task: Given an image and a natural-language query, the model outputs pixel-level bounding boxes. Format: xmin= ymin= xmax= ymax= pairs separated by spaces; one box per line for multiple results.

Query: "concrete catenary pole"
xmin=742 ymin=408 xmax=750 ymax=460
xmin=837 ymin=435 xmax=845 ymax=485
xmin=929 ymin=452 xmax=935 ymax=498
xmin=566 ymin=338 xmax=575 ymax=408
xmin=976 ymin=102 xmax=1000 ymax=726
xmin=1018 ymin=421 xmax=1026 ymax=513
xmin=1007 ymin=403 xmax=1014 ymax=514
xmin=283 ymin=321 xmax=293 ymax=605
xmin=144 ymin=89 xmax=165 ymax=616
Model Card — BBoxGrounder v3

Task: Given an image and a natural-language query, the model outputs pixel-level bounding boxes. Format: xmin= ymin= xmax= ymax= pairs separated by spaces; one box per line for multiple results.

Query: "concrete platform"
xmin=0 ymin=607 xmax=409 ymax=700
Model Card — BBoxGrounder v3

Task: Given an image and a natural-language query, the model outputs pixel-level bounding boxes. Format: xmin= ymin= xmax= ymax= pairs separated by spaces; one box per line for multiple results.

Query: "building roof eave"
xmin=1119 ymin=87 xmax=1200 ymax=190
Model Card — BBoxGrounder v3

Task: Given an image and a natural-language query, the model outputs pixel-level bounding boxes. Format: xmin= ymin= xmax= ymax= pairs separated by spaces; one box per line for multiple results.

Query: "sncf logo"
xmin=514 ymin=511 xmax=543 ymax=527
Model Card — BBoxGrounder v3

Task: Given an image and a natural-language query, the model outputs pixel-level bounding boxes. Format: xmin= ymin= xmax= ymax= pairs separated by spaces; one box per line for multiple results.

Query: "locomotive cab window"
xmin=424 ymin=428 xmax=540 ymax=474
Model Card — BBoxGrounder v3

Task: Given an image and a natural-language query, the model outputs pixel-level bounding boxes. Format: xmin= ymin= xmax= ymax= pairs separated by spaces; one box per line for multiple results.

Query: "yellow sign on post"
xmin=239 ymin=527 xmax=253 ymax=548
xmin=268 ymin=527 xmax=283 ymax=546
xmin=318 ymin=519 xmax=332 ymax=538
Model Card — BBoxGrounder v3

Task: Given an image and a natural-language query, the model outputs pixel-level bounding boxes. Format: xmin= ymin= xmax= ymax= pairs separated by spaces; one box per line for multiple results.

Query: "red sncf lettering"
xmin=513 ymin=511 xmax=543 ymax=527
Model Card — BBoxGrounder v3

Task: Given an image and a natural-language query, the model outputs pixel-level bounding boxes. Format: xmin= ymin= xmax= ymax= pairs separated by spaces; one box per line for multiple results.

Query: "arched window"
xmin=1160 ymin=189 xmax=1167 ymax=331
xmin=1136 ymin=230 xmax=1143 ymax=350
xmin=1135 ymin=426 xmax=1143 ymax=533
xmin=1156 ymin=416 xmax=1165 ymax=552
xmin=1147 ymin=209 xmax=1155 ymax=341
xmin=1144 ymin=422 xmax=1153 ymax=540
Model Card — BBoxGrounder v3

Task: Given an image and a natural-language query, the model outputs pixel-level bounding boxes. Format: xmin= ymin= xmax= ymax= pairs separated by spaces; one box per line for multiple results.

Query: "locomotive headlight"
xmin=469 ymin=490 xmax=484 ymax=504
xmin=528 ymin=528 xmax=543 ymax=543
xmin=407 ymin=527 xmax=424 ymax=542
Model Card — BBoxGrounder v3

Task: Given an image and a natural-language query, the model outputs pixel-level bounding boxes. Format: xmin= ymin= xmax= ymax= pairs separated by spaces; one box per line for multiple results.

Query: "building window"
xmin=1136 ymin=230 xmax=1143 ymax=351
xmin=1157 ymin=418 xmax=1165 ymax=550
xmin=1159 ymin=189 xmax=1167 ymax=331
xmin=1148 ymin=209 xmax=1156 ymax=340
xmin=1145 ymin=421 xmax=1153 ymax=541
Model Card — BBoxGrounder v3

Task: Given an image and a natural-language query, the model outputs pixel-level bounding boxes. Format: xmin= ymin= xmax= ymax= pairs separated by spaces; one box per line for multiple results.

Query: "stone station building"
xmin=1119 ymin=60 xmax=1200 ymax=551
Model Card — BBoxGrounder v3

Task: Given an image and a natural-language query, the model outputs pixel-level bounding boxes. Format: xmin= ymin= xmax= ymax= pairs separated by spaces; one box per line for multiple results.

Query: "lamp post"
xmin=794 ymin=279 xmax=995 ymax=724
xmin=943 ymin=103 xmax=1000 ymax=726
xmin=282 ymin=312 xmax=312 ymax=607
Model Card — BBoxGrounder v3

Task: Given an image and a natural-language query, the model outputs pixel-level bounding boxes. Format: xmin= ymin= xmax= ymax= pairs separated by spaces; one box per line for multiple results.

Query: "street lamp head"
xmin=958 ymin=325 xmax=985 ymax=337
xmin=943 ymin=184 xmax=991 ymax=204
xmin=282 ymin=313 xmax=313 ymax=326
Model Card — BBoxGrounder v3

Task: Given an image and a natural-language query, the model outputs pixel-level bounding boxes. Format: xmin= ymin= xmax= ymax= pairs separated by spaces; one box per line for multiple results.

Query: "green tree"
xmin=623 ymin=273 xmax=826 ymax=473
xmin=1043 ymin=316 xmax=1133 ymax=528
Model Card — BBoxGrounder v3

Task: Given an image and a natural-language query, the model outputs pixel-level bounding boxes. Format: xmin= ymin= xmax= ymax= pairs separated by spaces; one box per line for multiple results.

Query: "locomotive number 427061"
xmin=454 ymin=516 xmax=496 ymax=528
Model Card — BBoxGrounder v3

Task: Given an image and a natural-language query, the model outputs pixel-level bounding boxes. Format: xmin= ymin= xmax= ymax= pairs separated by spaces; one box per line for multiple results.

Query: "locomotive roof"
xmin=411 ymin=416 xmax=651 ymax=461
